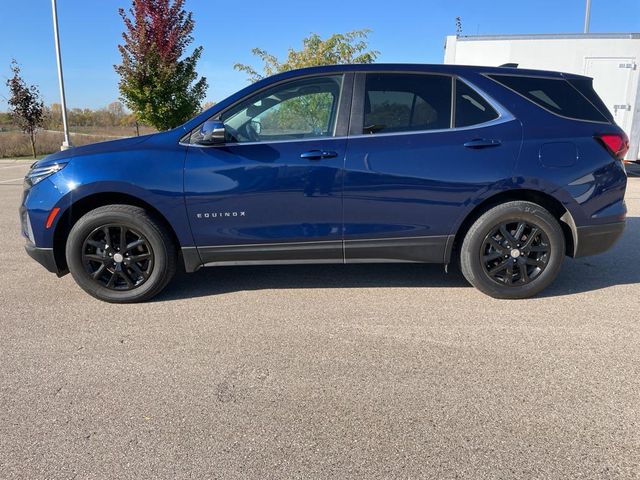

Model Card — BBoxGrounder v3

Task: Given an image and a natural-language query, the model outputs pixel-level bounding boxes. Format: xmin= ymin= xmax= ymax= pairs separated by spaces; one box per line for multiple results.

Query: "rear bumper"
xmin=25 ymin=244 xmax=62 ymax=275
xmin=573 ymin=221 xmax=625 ymax=258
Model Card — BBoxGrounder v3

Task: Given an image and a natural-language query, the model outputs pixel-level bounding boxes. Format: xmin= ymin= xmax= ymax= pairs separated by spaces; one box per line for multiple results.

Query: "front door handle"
xmin=463 ymin=139 xmax=502 ymax=149
xmin=300 ymin=150 xmax=338 ymax=160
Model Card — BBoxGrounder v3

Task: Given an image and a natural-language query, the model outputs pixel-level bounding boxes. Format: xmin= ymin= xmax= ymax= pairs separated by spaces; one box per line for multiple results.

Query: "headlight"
xmin=24 ymin=163 xmax=67 ymax=188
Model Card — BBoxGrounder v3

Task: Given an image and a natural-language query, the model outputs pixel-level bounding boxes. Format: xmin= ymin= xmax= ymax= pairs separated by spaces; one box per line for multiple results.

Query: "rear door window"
xmin=488 ymin=74 xmax=609 ymax=123
xmin=455 ymin=79 xmax=499 ymax=127
xmin=363 ymin=74 xmax=452 ymax=134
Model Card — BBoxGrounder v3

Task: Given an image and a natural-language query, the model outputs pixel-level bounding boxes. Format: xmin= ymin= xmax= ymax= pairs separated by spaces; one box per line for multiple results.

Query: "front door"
xmin=184 ymin=74 xmax=351 ymax=264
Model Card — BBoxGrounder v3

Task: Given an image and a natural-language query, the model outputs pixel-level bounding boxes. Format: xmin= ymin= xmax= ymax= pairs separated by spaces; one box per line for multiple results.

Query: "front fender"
xmin=25 ymin=146 xmax=193 ymax=249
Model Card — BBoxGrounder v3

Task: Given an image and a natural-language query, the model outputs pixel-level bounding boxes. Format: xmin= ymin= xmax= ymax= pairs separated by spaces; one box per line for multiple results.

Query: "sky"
xmin=1 ymin=0 xmax=639 ymax=110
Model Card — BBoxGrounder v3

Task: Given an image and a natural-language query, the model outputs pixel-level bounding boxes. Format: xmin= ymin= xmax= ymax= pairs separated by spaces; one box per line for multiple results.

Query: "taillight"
xmin=596 ymin=133 xmax=629 ymax=161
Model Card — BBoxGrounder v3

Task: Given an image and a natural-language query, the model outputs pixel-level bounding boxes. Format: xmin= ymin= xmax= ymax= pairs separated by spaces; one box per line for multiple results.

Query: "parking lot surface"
xmin=1 ymin=159 xmax=638 ymax=479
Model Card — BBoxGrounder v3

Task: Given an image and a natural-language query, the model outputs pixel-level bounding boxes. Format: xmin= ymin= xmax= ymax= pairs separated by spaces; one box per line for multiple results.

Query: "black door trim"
xmin=344 ymin=235 xmax=452 ymax=263
xmin=183 ymin=235 xmax=455 ymax=271
xmin=197 ymin=240 xmax=344 ymax=267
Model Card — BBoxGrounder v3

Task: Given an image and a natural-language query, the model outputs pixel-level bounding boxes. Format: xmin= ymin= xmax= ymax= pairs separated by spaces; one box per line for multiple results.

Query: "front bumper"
xmin=573 ymin=221 xmax=625 ymax=258
xmin=24 ymin=243 xmax=64 ymax=276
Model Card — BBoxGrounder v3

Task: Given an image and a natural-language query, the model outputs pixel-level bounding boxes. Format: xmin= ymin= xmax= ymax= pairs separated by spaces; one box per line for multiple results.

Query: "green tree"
xmin=234 ymin=29 xmax=379 ymax=83
xmin=258 ymin=92 xmax=334 ymax=135
xmin=5 ymin=60 xmax=45 ymax=158
xmin=234 ymin=30 xmax=378 ymax=134
xmin=115 ymin=0 xmax=208 ymax=131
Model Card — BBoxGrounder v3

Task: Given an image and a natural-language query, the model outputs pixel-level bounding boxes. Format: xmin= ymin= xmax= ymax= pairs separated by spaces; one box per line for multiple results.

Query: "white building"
xmin=444 ymin=33 xmax=640 ymax=160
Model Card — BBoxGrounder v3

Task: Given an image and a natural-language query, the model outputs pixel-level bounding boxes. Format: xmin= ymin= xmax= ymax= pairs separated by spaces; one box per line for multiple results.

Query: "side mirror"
xmin=197 ymin=119 xmax=225 ymax=145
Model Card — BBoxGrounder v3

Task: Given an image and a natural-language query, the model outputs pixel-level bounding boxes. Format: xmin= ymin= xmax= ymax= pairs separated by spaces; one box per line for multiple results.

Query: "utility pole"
xmin=584 ymin=0 xmax=592 ymax=33
xmin=51 ymin=0 xmax=72 ymax=150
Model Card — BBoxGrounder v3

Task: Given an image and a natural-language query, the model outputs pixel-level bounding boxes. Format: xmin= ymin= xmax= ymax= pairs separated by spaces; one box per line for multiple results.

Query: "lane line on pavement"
xmin=0 ymin=177 xmax=24 ymax=184
xmin=0 ymin=164 xmax=30 ymax=170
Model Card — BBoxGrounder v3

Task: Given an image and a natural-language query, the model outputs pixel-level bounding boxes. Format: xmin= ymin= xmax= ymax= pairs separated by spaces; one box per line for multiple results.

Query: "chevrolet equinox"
xmin=20 ymin=64 xmax=628 ymax=302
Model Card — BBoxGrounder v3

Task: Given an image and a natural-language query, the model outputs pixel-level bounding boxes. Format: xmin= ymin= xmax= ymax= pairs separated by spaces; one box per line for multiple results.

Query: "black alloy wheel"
xmin=66 ymin=205 xmax=177 ymax=303
xmin=459 ymin=201 xmax=565 ymax=299
xmin=481 ymin=220 xmax=551 ymax=286
xmin=81 ymin=224 xmax=154 ymax=291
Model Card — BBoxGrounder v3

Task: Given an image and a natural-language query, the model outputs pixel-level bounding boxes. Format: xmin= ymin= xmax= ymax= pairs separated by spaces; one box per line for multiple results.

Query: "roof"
xmin=255 ymin=63 xmax=585 ymax=82
xmin=453 ymin=33 xmax=640 ymax=41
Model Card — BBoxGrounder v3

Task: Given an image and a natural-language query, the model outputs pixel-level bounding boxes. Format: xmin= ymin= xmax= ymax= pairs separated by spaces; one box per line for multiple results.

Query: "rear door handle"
xmin=300 ymin=150 xmax=338 ymax=160
xmin=463 ymin=139 xmax=502 ymax=149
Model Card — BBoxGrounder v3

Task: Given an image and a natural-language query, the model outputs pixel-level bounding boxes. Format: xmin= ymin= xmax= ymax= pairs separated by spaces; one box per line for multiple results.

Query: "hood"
xmin=36 ymin=133 xmax=157 ymax=167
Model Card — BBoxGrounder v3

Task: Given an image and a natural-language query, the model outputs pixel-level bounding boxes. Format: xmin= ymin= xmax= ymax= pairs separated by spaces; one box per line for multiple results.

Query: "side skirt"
xmin=344 ymin=235 xmax=453 ymax=264
xmin=181 ymin=235 xmax=454 ymax=272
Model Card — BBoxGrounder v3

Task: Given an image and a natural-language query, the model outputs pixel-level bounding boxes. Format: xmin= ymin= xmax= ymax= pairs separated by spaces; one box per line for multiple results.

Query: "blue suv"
xmin=20 ymin=64 xmax=628 ymax=302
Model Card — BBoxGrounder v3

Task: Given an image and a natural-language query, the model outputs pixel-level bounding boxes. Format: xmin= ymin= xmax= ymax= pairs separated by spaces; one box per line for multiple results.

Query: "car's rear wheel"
xmin=460 ymin=201 xmax=565 ymax=299
xmin=66 ymin=205 xmax=177 ymax=303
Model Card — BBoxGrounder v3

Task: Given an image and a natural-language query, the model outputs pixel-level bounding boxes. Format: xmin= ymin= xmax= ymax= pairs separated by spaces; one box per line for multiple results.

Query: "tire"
xmin=66 ymin=205 xmax=177 ymax=303
xmin=459 ymin=201 xmax=565 ymax=299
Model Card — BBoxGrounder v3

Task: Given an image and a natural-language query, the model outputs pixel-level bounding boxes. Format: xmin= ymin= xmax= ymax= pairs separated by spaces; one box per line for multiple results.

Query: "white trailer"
xmin=444 ymin=33 xmax=640 ymax=160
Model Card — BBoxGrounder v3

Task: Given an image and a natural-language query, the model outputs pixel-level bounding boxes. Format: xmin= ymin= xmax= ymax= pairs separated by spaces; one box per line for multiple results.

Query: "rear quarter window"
xmin=566 ymin=77 xmax=614 ymax=123
xmin=488 ymin=74 xmax=609 ymax=123
xmin=455 ymin=79 xmax=499 ymax=127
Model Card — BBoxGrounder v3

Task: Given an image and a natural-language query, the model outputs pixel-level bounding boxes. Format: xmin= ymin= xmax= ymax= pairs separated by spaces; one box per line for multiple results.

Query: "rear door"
xmin=342 ymin=72 xmax=523 ymax=263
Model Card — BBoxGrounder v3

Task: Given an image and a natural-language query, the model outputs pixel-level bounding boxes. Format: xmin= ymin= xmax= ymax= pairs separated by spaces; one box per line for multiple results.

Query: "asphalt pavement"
xmin=0 ymin=159 xmax=638 ymax=479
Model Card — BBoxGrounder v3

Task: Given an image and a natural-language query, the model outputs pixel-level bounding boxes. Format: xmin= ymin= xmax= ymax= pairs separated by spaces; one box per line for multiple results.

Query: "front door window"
xmin=219 ymin=75 xmax=343 ymax=143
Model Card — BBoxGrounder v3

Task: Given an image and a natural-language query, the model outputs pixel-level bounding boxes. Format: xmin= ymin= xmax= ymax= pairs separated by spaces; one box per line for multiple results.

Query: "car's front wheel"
xmin=66 ymin=205 xmax=177 ymax=303
xmin=459 ymin=201 xmax=565 ymax=299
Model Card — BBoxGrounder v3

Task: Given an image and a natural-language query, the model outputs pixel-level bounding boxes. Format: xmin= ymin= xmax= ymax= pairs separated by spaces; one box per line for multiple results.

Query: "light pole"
xmin=51 ymin=0 xmax=72 ymax=150
xmin=584 ymin=0 xmax=592 ymax=33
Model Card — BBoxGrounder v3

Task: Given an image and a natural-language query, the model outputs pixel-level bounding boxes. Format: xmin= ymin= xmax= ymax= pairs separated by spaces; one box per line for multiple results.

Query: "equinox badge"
xmin=196 ymin=211 xmax=246 ymax=219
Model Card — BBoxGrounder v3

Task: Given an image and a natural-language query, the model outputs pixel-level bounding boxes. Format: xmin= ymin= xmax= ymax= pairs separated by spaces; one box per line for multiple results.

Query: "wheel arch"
xmin=450 ymin=189 xmax=578 ymax=261
xmin=52 ymin=192 xmax=182 ymax=274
